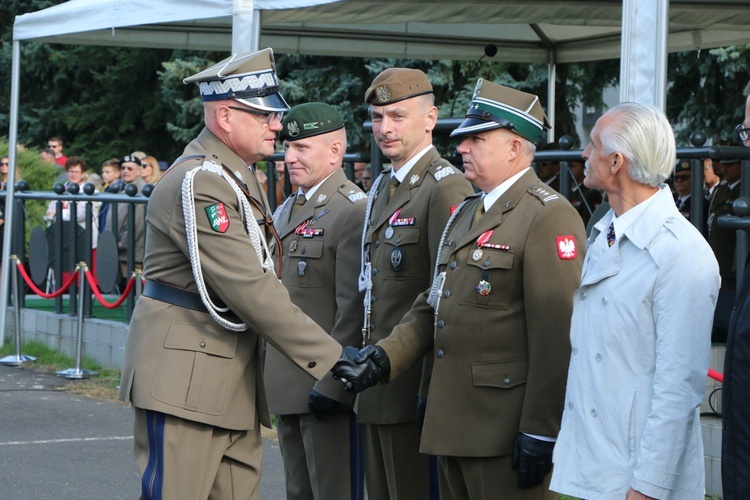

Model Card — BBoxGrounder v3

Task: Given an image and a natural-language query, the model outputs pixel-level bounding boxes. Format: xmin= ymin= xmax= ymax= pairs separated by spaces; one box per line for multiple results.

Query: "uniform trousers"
xmin=438 ymin=455 xmax=555 ymax=500
xmin=363 ymin=421 xmax=438 ymax=500
xmin=133 ymin=408 xmax=262 ymax=500
xmin=276 ymin=411 xmax=364 ymax=500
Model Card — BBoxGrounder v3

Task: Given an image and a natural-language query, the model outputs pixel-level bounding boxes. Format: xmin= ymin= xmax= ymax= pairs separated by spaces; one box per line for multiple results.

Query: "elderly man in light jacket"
xmin=550 ymin=102 xmax=720 ymax=500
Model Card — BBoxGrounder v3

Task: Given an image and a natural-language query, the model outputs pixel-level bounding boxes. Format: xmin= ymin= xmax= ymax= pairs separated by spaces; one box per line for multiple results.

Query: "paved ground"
xmin=0 ymin=363 xmax=285 ymax=499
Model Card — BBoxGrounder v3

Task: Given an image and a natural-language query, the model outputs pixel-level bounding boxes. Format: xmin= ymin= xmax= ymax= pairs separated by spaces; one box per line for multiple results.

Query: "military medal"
xmin=476 ymin=230 xmax=510 ymax=251
xmin=472 ymin=249 xmax=483 ymax=261
xmin=290 ymin=220 xmax=309 ymax=252
xmin=385 ymin=227 xmax=394 ymax=239
xmin=391 ymin=246 xmax=404 ymax=271
xmin=386 ymin=208 xmax=401 ymax=240
xmin=476 ymin=280 xmax=492 ymax=296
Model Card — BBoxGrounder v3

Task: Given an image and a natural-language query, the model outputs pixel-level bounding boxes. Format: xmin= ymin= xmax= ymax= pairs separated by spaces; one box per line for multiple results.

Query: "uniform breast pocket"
xmin=382 ymin=226 xmax=423 ymax=280
xmin=152 ymin=323 xmax=239 ymax=415
xmin=284 ymin=239 xmax=325 ymax=288
xmin=459 ymin=249 xmax=514 ymax=309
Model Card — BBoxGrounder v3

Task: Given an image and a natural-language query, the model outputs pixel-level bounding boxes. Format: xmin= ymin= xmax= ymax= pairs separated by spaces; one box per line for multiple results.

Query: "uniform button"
xmin=568 ymin=402 xmax=574 ymax=410
xmin=591 ymin=409 xmax=597 ymax=417
xmin=308 ymin=361 xmax=317 ymax=368
xmin=372 ymin=268 xmax=378 ymax=276
xmin=572 ymin=347 xmax=578 ymax=355
xmin=602 ymin=297 xmax=608 ymax=305
xmin=443 ymin=290 xmax=451 ymax=298
xmin=437 ymin=320 xmax=445 ymax=328
xmin=449 ymin=261 xmax=457 ymax=269
xmin=396 ymin=237 xmax=401 ymax=244
xmin=375 ymin=240 xmax=380 ymax=248
xmin=436 ymin=349 xmax=444 ymax=358
xmin=581 ymin=292 xmax=588 ymax=300
xmin=370 ymin=295 xmax=376 ymax=303
xmin=199 ymin=341 xmax=206 ymax=348
xmin=503 ymin=377 xmax=511 ymax=385
xmin=595 ymin=353 xmax=602 ymax=362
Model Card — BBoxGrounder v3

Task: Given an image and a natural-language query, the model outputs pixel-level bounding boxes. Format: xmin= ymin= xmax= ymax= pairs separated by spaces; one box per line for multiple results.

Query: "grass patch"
xmin=0 ymin=340 xmax=121 ymax=401
xmin=23 ymin=296 xmax=128 ymax=323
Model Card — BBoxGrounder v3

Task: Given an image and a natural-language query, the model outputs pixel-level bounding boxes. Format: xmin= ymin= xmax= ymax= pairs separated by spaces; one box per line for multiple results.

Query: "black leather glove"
xmin=416 ymin=397 xmax=427 ymax=431
xmin=355 ymin=345 xmax=391 ymax=381
xmin=307 ymin=389 xmax=341 ymax=421
xmin=331 ymin=346 xmax=383 ymax=393
xmin=511 ymin=433 xmax=555 ymax=489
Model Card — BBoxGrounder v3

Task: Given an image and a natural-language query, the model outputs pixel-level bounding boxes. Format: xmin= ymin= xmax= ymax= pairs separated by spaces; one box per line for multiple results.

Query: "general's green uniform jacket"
xmin=118 ymin=128 xmax=342 ymax=431
xmin=378 ymin=168 xmax=586 ymax=456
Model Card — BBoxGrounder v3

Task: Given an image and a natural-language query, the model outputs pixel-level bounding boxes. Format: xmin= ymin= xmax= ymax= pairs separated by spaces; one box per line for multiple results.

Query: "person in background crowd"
xmin=722 ymin=78 xmax=750 ymax=500
xmin=708 ymin=157 xmax=743 ymax=291
xmin=361 ymin=165 xmax=372 ymax=193
xmin=550 ymin=102 xmax=719 ymax=500
xmin=537 ymin=141 xmax=561 ymax=191
xmin=673 ymin=160 xmax=692 ymax=219
xmin=106 ymin=154 xmax=146 ymax=285
xmin=704 ymin=156 xmax=722 ymax=199
xmin=47 ymin=136 xmax=68 ymax=168
xmin=0 ymin=155 xmax=22 ymax=278
xmin=40 ymin=147 xmax=56 ymax=165
xmin=347 ymin=80 xmax=585 ymax=499
xmin=117 ymin=48 xmax=370 ymax=499
xmin=98 ymin=159 xmax=123 ymax=235
xmin=356 ymin=67 xmax=474 ymax=500
xmin=141 ymin=155 xmax=162 ymax=185
xmin=568 ymin=158 xmax=602 ymax=227
xmin=265 ymin=102 xmax=368 ymax=500
xmin=353 ymin=161 xmax=367 ymax=189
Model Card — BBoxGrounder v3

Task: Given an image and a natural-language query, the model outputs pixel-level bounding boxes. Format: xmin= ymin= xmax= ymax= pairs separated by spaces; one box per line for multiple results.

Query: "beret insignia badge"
xmin=376 ymin=85 xmax=391 ymax=103
xmin=287 ymin=120 xmax=300 ymax=137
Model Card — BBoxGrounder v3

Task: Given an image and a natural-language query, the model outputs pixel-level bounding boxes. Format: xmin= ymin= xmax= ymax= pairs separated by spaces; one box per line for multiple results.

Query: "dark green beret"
xmin=279 ymin=102 xmax=344 ymax=142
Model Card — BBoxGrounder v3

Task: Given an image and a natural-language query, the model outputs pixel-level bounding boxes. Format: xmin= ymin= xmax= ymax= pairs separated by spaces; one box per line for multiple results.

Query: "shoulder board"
xmin=339 ymin=182 xmax=367 ymax=203
xmin=427 ymin=158 xmax=460 ymax=182
xmin=528 ymin=183 xmax=560 ymax=204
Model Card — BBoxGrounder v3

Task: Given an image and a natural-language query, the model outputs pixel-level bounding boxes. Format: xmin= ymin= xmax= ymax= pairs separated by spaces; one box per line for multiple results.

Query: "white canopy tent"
xmin=4 ymin=0 xmax=750 ymax=344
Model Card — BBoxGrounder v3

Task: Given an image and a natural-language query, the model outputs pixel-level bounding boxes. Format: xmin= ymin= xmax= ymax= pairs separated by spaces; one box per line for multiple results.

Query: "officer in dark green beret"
xmin=265 ymin=102 xmax=367 ymax=500
xmin=357 ymin=67 xmax=474 ymax=500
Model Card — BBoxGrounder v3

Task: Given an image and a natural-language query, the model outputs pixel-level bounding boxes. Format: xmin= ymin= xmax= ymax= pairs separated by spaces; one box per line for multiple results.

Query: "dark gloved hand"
xmin=354 ymin=345 xmax=391 ymax=381
xmin=307 ymin=389 xmax=341 ymax=421
xmin=511 ymin=433 xmax=555 ymax=489
xmin=332 ymin=346 xmax=383 ymax=393
xmin=416 ymin=397 xmax=427 ymax=430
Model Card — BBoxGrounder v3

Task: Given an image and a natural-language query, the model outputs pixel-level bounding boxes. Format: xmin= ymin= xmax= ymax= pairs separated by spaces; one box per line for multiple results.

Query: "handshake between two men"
xmin=331 ymin=346 xmax=391 ymax=393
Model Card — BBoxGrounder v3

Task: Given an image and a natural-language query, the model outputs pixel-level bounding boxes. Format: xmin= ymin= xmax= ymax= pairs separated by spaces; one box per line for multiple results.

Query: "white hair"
xmin=599 ymin=102 xmax=676 ymax=187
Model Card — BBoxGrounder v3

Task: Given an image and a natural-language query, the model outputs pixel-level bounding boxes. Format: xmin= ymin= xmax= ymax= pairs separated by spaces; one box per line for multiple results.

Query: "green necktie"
xmin=472 ymin=200 xmax=485 ymax=228
xmin=388 ymin=177 xmax=400 ymax=201
xmin=290 ymin=194 xmax=306 ymax=219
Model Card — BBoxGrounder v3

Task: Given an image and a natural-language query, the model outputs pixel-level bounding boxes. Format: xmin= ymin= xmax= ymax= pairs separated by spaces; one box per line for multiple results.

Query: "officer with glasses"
xmin=118 ymin=48 xmax=376 ymax=499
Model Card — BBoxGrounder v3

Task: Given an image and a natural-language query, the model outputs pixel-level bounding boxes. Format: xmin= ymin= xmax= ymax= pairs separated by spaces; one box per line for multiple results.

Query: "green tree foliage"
xmin=667 ymin=46 xmax=750 ymax=146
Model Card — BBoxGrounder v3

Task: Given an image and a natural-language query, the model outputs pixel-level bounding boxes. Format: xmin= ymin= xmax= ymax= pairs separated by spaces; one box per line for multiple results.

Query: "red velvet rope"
xmin=708 ymin=368 xmax=724 ymax=383
xmin=16 ymin=260 xmax=79 ymax=299
xmin=85 ymin=269 xmax=135 ymax=309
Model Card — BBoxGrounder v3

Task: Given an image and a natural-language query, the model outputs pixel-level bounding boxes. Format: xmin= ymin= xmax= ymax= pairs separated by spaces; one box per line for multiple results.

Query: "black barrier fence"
xmin=2 ymin=134 xmax=750 ymax=330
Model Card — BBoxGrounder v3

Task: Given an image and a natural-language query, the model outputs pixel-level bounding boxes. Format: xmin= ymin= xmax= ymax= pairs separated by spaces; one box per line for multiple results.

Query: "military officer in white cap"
xmin=344 ymin=79 xmax=586 ymax=499
xmin=119 ymin=48 xmax=375 ymax=499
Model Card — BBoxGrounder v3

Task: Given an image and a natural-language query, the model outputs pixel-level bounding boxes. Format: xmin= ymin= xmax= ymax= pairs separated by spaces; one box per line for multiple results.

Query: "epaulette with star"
xmin=428 ymin=159 xmax=460 ymax=182
xmin=341 ymin=183 xmax=367 ymax=203
xmin=528 ymin=183 xmax=560 ymax=204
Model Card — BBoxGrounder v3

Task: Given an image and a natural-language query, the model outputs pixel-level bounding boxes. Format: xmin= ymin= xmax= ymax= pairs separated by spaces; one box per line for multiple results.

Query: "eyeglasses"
xmin=736 ymin=124 xmax=750 ymax=142
xmin=121 ymin=165 xmax=140 ymax=171
xmin=48 ymin=144 xmax=60 ymax=149
xmin=0 ymin=162 xmax=8 ymax=166
xmin=228 ymin=106 xmax=284 ymax=125
xmin=674 ymin=175 xmax=691 ymax=182
xmin=362 ymin=176 xmax=371 ymax=181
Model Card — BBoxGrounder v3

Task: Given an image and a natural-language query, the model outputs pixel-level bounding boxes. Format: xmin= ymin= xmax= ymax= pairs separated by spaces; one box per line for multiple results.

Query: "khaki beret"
xmin=364 ymin=68 xmax=433 ymax=105
xmin=184 ymin=47 xmax=289 ymax=112
xmin=451 ymin=79 xmax=551 ymax=143
xmin=280 ymin=102 xmax=344 ymax=142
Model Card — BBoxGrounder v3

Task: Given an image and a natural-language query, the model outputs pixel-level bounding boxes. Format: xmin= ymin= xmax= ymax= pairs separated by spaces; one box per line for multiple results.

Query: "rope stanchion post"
xmin=56 ymin=262 xmax=98 ymax=379
xmin=0 ymin=255 xmax=37 ymax=366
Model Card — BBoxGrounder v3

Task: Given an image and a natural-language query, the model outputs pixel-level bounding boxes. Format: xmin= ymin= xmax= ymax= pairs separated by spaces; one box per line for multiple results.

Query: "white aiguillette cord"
xmin=181 ymin=159 xmax=275 ymax=331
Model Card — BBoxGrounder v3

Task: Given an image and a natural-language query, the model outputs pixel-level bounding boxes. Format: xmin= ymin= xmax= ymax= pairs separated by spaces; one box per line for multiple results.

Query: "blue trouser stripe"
xmin=142 ymin=410 xmax=166 ymax=500
xmin=348 ymin=411 xmax=365 ymax=500
xmin=429 ymin=454 xmax=440 ymax=499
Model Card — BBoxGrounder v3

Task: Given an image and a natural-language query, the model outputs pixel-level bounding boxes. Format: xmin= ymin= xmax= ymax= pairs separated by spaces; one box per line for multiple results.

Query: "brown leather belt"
xmin=143 ymin=279 xmax=212 ymax=313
